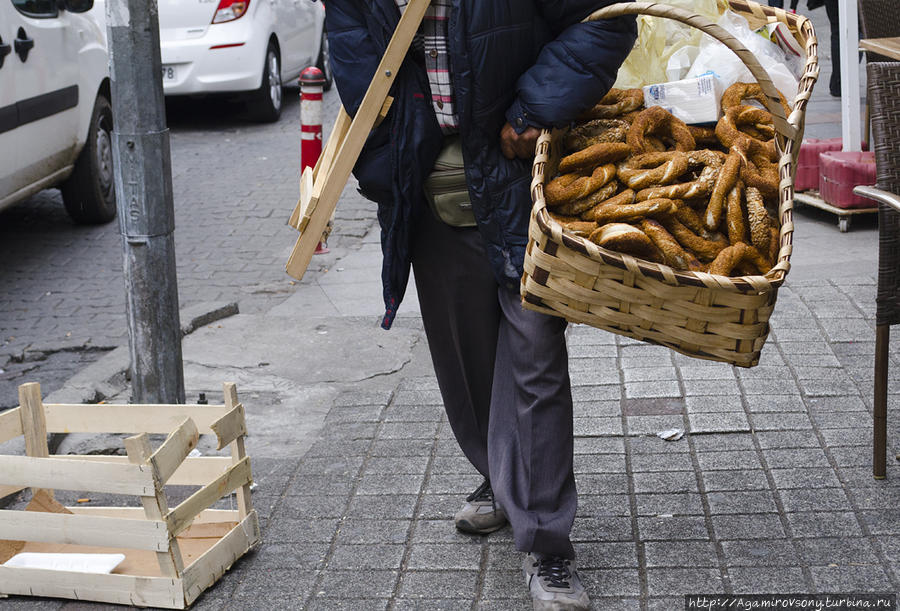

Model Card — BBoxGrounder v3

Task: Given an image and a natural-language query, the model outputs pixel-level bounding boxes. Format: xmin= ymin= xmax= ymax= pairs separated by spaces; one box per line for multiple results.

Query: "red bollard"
xmin=300 ymin=66 xmax=329 ymax=254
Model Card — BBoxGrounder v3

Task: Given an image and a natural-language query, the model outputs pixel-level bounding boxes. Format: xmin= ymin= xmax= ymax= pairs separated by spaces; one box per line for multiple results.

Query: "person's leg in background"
xmin=768 ymin=0 xmax=785 ymax=8
xmin=824 ymin=0 xmax=841 ymax=96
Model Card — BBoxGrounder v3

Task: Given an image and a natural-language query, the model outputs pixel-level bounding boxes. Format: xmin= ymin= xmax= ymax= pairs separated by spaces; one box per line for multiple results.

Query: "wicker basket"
xmin=521 ymin=0 xmax=819 ymax=367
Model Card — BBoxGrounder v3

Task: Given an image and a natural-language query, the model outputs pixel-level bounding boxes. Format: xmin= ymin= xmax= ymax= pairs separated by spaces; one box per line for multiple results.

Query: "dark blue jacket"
xmin=324 ymin=0 xmax=637 ymax=328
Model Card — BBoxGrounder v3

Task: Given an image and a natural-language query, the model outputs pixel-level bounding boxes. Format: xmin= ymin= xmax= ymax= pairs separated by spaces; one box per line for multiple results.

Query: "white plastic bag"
xmin=686 ymin=10 xmax=798 ymax=102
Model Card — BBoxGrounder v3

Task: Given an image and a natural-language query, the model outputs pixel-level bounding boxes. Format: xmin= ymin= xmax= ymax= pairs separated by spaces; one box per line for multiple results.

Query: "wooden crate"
xmin=0 ymin=382 xmax=259 ymax=608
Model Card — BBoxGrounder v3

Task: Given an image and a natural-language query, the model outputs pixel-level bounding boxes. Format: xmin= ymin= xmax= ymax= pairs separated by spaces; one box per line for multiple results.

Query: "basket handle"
xmin=585 ymin=1 xmax=799 ymax=145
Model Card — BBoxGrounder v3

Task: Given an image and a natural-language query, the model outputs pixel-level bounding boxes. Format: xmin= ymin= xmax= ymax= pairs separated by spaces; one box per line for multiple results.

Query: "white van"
xmin=0 ymin=0 xmax=114 ymax=224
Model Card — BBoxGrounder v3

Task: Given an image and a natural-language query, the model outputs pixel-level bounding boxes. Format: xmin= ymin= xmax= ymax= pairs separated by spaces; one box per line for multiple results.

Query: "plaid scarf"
xmin=395 ymin=0 xmax=458 ymax=134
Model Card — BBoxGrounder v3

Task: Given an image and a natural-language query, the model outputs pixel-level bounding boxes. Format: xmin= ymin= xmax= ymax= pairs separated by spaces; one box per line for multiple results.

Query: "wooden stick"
xmin=125 ymin=433 xmax=184 ymax=578
xmin=223 ymin=382 xmax=253 ymax=519
xmin=285 ymin=0 xmax=430 ymax=281
xmin=18 ymin=383 xmax=52 ymax=500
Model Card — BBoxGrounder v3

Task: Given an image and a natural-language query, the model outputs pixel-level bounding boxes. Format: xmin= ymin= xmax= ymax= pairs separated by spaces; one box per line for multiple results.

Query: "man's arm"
xmin=504 ymin=1 xmax=638 ymax=139
xmin=324 ymin=1 xmax=384 ymax=117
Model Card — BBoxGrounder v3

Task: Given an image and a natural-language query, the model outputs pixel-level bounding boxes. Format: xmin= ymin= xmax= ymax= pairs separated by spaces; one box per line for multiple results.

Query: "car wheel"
xmin=315 ymin=30 xmax=333 ymax=92
xmin=62 ymin=93 xmax=116 ymax=225
xmin=250 ymin=42 xmax=282 ymax=122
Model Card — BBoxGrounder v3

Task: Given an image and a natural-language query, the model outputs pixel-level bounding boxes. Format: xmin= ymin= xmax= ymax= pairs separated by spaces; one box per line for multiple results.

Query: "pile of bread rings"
xmin=544 ymin=82 xmax=789 ymax=277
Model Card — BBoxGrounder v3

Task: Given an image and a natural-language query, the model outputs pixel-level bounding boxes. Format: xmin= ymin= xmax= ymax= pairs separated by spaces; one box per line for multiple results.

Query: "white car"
xmin=0 ymin=0 xmax=115 ymax=224
xmin=158 ymin=0 xmax=330 ymax=122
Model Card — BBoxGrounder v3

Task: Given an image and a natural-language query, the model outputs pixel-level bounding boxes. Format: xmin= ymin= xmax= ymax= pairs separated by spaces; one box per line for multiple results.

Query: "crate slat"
xmin=0 ymin=455 xmax=155 ymax=495
xmin=182 ymin=511 xmax=260 ymax=605
xmin=50 ymin=455 xmax=233 ymax=487
xmin=0 ymin=509 xmax=170 ymax=551
xmin=43 ymin=404 xmax=229 ymax=435
xmin=166 ymin=457 xmax=251 ymax=537
xmin=0 ymin=566 xmax=184 ymax=608
xmin=210 ymin=403 xmax=246 ymax=451
xmin=0 ymin=408 xmax=23 ymax=444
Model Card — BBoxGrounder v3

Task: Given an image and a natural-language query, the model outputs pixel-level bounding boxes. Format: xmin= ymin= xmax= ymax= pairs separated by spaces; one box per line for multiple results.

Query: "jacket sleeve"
xmin=324 ymin=0 xmax=382 ymax=118
xmin=505 ymin=1 xmax=638 ymax=132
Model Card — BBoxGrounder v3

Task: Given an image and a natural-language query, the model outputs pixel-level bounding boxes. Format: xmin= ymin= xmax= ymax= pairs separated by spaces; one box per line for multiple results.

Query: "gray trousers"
xmin=410 ymin=210 xmax=577 ymax=559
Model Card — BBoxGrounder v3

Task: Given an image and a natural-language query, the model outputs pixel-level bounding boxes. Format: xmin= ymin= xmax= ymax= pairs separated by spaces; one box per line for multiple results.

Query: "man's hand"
xmin=500 ymin=122 xmax=541 ymax=160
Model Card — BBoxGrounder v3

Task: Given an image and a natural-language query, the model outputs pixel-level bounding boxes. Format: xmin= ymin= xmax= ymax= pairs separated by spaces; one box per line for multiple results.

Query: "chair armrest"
xmin=853 ymin=186 xmax=900 ymax=213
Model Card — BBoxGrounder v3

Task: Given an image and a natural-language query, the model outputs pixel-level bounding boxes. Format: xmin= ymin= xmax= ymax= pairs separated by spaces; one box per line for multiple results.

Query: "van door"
xmin=0 ymin=0 xmax=82 ymax=199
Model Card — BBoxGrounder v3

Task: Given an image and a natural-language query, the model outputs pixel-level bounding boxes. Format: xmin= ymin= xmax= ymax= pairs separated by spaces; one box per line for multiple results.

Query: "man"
xmin=324 ymin=1 xmax=636 ymax=607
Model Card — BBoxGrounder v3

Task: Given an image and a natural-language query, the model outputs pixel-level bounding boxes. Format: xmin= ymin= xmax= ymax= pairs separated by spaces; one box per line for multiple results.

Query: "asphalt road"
xmin=0 ymin=85 xmax=359 ymax=409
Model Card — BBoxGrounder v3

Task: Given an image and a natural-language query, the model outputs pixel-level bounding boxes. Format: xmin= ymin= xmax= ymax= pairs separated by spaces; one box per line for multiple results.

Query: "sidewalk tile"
xmin=643 ymin=540 xmax=718 ymax=567
xmin=859 ymin=509 xmax=900 ymax=535
xmin=426 ymin=473 xmax=483 ymax=495
xmin=707 ymin=491 xmax=778 ymax=514
xmin=755 ymin=431 xmax=822 ymax=449
xmin=274 ymin=495 xmax=348 ymax=519
xmin=576 ymin=494 xmax=631 ymax=517
xmin=573 ymin=400 xmax=620 ymax=418
xmin=363 ymin=456 xmax=430 ymax=475
xmin=334 ymin=518 xmax=411 ymax=545
xmin=296 ymin=456 xmax=365 ymax=477
xmin=249 ymin=542 xmax=327 ymax=570
xmin=574 ymin=453 xmax=626 ymax=473
xmin=744 ymin=395 xmax=806 ymax=413
xmin=371 ymin=439 xmax=436 ymax=457
xmin=623 ymin=366 xmax=677 ymax=382
xmin=729 ymin=567 xmax=808 ymax=593
xmin=347 ymin=494 xmax=418 ymax=519
xmin=397 ymin=570 xmax=478 ymax=599
xmin=571 ymin=516 xmax=634 ymax=541
xmin=778 ymin=488 xmax=852 ymax=512
xmin=685 ymin=395 xmax=745 ymax=413
xmin=787 ymin=512 xmax=863 ymax=538
xmin=623 ymin=397 xmax=684 ymax=416
xmin=796 ymin=538 xmax=880 ymax=565
xmin=407 ymin=543 xmax=483 ymax=570
xmin=411 ymin=519 xmax=482 ymax=545
xmin=329 ymin=544 xmax=406 ymax=570
xmin=828 ymin=446 xmax=871 ymax=467
xmin=417 ymin=494 xmax=461 ymax=520
xmin=480 ymin=569 xmax=528 ymax=600
xmin=679 ymin=365 xmax=736 ymax=380
xmin=697 ymin=450 xmax=762 ymax=471
xmin=315 ymin=569 xmax=399 ymax=598
xmin=633 ymin=471 xmax=699 ymax=493
xmin=377 ymin=421 xmax=440 ymax=440
xmin=646 ymin=568 xmax=724 ymax=595
xmin=683 ymin=380 xmax=741 ymax=396
xmin=264 ymin=517 xmax=341 ymax=543
xmin=572 ymin=384 xmax=621 ymax=401
xmin=382 ymin=405 xmax=444 ymax=422
xmin=285 ymin=475 xmax=355 ymax=496
xmin=356 ymin=473 xmax=424 ymax=496
xmin=628 ymin=437 xmax=688 ymax=453
xmin=648 ymin=597 xmax=687 ymax=610
xmin=637 ymin=516 xmax=708 ymax=540
xmin=576 ymin=437 xmax=626 ymax=454
xmin=711 ymin=514 xmax=785 ymax=539
xmin=702 ymin=470 xmax=770 ymax=492
xmin=820 ymin=428 xmax=870 ymax=447
xmin=574 ymin=417 xmax=623 ymax=436
xmin=392 ymin=389 xmax=443 ymax=406
xmin=582 ymin=569 xmax=641 ymax=597
xmin=762 ymin=448 xmax=831 ymax=469
xmin=740 ymin=379 xmax=801 ymax=396
xmin=720 ymin=539 xmax=798 ymax=566
xmin=691 ymin=434 xmax=754 ymax=452
xmin=625 ymin=381 xmax=681 ymax=399
xmin=625 ymin=415 xmax=685 ymax=435
xmin=635 ymin=493 xmax=704 ymax=516
xmin=574 ymin=542 xmax=639 ymax=568
xmin=750 ymin=413 xmax=813 ymax=431
xmin=306 ymin=599 xmax=388 ymax=611
xmin=769 ymin=467 xmax=842 ymax=489
xmin=630 ymin=452 xmax=694 ymax=472
xmin=809 ymin=565 xmax=892 ymax=593
xmin=688 ymin=412 xmax=750 ymax=433
xmin=577 ymin=473 xmax=630 ymax=492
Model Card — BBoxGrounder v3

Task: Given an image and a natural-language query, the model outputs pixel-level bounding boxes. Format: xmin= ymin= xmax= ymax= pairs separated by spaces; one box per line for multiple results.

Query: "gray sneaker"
xmin=523 ymin=553 xmax=590 ymax=611
xmin=454 ymin=479 xmax=508 ymax=534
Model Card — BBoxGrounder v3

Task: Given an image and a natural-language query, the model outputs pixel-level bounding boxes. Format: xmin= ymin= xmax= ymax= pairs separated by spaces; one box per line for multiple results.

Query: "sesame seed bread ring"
xmin=545 ymin=164 xmax=616 ymax=207
xmin=640 ymin=218 xmax=703 ymax=271
xmin=724 ymin=181 xmax=748 ymax=245
xmin=617 ymin=151 xmax=690 ymax=190
xmin=547 ymin=211 xmax=599 ymax=238
xmin=707 ymin=242 xmax=772 ymax=276
xmin=716 ymin=105 xmax=777 ymax=162
xmin=627 ymin=106 xmax=696 ymax=154
xmin=705 ymin=149 xmax=742 ymax=230
xmin=721 ymin=82 xmax=791 ymax=119
xmin=558 ymin=142 xmax=632 ymax=174
xmin=588 ymin=222 xmax=664 ymax=263
xmin=553 ymin=179 xmax=620 ymax=217
xmin=564 ymin=118 xmax=630 ymax=152
xmin=580 ymin=88 xmax=644 ymax=119
xmin=661 ymin=217 xmax=728 ymax=262
xmin=734 ymin=140 xmax=779 ymax=199
xmin=586 ymin=198 xmax=678 ymax=225
xmin=745 ymin=186 xmax=775 ymax=257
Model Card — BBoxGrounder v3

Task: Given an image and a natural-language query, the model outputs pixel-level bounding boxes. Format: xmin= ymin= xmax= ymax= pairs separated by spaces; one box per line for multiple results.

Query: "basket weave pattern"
xmin=521 ymin=0 xmax=819 ymax=367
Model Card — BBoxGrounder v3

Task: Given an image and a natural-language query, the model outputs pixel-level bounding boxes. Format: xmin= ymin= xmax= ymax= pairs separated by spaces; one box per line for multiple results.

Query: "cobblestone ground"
xmin=0 ymin=87 xmax=364 ymax=408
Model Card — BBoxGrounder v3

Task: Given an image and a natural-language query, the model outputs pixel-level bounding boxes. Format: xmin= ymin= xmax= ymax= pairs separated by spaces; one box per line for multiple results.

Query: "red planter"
xmin=818 ymin=150 xmax=877 ymax=209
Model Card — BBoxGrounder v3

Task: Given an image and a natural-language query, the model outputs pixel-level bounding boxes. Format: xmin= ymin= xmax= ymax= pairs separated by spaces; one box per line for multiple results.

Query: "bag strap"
xmin=286 ymin=0 xmax=431 ymax=280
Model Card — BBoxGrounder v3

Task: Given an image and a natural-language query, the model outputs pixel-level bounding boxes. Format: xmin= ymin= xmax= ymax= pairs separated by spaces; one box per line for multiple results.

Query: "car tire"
xmin=62 ymin=92 xmax=116 ymax=225
xmin=249 ymin=42 xmax=282 ymax=123
xmin=315 ymin=30 xmax=333 ymax=92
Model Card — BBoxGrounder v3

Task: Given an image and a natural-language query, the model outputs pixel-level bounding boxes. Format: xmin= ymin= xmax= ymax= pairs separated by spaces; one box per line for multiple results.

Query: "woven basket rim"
xmin=529 ymin=0 xmax=819 ymax=294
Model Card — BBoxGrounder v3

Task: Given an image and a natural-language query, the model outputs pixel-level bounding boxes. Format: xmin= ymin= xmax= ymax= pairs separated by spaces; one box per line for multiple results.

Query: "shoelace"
xmin=466 ymin=479 xmax=494 ymax=503
xmin=534 ymin=556 xmax=572 ymax=589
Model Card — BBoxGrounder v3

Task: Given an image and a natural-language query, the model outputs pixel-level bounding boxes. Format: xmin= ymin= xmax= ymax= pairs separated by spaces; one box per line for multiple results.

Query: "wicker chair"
xmin=858 ymin=0 xmax=900 ymax=63
xmin=853 ymin=62 xmax=900 ymax=479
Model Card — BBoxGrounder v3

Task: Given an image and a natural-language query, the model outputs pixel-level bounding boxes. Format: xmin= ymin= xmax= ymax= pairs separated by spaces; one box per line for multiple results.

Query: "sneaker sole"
xmin=454 ymin=518 xmax=508 ymax=535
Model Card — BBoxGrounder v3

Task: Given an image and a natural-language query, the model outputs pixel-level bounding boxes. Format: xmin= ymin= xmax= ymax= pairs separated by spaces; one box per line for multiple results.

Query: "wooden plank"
xmin=0 ymin=566 xmax=184 ymax=608
xmin=859 ymin=36 xmax=900 ymax=60
xmin=290 ymin=166 xmax=315 ymax=231
xmin=49 ymin=455 xmax=233 ymax=486
xmin=166 ymin=457 xmax=252 ymax=537
xmin=150 ymin=418 xmax=199 ymax=485
xmin=313 ymin=105 xmax=352 ymax=182
xmin=126 ymin=433 xmax=184 ymax=578
xmin=0 ymin=485 xmax=25 ymax=500
xmin=285 ymin=0 xmax=430 ymax=281
xmin=224 ymin=382 xmax=252 ymax=520
xmin=182 ymin=511 xmax=260 ymax=605
xmin=0 ymin=407 xmax=23 ymax=444
xmin=0 ymin=509 xmax=169 ymax=551
xmin=44 ymin=404 xmax=229 ymax=435
xmin=374 ymin=95 xmax=394 ymax=128
xmin=210 ymin=404 xmax=247 ymax=451
xmin=67 ymin=506 xmax=239 ymax=524
xmin=0 ymin=455 xmax=154 ymax=495
xmin=19 ymin=383 xmax=52 ymax=499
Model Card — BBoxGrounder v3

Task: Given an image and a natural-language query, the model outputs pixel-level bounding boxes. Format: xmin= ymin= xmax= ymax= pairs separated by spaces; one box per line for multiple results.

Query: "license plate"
xmin=161 ymin=65 xmax=177 ymax=81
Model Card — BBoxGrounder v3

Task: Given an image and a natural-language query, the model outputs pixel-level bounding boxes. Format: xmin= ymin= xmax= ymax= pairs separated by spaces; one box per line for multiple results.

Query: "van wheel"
xmin=249 ymin=42 xmax=282 ymax=122
xmin=62 ymin=93 xmax=116 ymax=224
xmin=315 ymin=30 xmax=333 ymax=92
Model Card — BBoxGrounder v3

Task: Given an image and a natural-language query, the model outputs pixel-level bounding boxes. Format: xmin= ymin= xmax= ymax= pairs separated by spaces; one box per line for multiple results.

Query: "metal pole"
xmin=106 ymin=0 xmax=185 ymax=403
